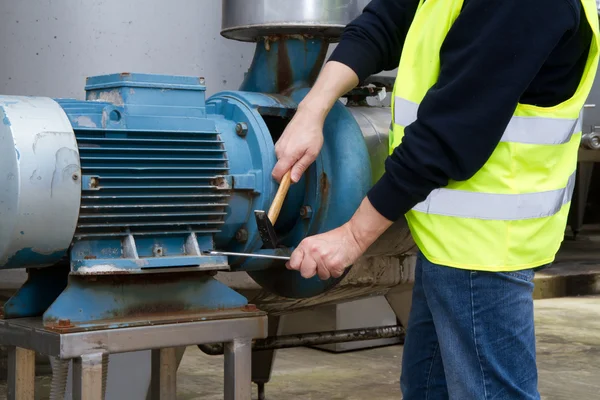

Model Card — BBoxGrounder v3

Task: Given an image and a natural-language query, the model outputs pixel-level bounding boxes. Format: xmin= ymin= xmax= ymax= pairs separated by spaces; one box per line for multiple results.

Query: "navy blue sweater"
xmin=329 ymin=0 xmax=593 ymax=221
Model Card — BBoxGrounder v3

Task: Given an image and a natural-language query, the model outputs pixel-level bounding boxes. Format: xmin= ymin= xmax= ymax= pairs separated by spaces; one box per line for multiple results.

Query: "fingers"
xmin=291 ymin=152 xmax=317 ymax=183
xmin=287 ymin=247 xmax=304 ymax=271
xmin=272 ymin=156 xmax=296 ymax=183
xmin=317 ymin=263 xmax=331 ymax=280
xmin=300 ymin=256 xmax=317 ymax=279
xmin=287 ymin=242 xmax=318 ymax=279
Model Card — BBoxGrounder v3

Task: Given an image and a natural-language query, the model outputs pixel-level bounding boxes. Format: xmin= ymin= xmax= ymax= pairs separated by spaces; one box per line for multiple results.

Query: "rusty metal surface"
xmin=44 ymin=307 xmax=265 ymax=334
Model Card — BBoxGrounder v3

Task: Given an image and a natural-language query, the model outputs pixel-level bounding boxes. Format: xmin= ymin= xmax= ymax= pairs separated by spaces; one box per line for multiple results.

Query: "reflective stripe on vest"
xmin=413 ymin=172 xmax=575 ymax=220
xmin=394 ymin=97 xmax=580 ymax=145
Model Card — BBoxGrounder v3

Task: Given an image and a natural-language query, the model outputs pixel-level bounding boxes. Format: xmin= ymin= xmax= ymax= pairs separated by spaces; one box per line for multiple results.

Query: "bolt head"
xmin=300 ymin=205 xmax=313 ymax=219
xmin=57 ymin=319 xmax=72 ymax=327
xmin=72 ymin=173 xmax=79 ymax=181
xmin=235 ymin=228 xmax=248 ymax=243
xmin=242 ymin=304 xmax=258 ymax=312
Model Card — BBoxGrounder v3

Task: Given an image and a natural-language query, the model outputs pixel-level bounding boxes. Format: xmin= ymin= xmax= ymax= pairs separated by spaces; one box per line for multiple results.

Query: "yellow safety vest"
xmin=390 ymin=0 xmax=600 ymax=271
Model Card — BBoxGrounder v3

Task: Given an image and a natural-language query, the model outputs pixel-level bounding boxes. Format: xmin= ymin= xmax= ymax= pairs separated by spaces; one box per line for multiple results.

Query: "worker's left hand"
xmin=286 ymin=224 xmax=365 ymax=280
xmin=287 ymin=198 xmax=394 ymax=280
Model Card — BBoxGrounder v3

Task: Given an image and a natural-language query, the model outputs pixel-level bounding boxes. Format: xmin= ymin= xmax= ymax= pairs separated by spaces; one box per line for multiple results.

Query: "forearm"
xmin=298 ymin=61 xmax=359 ymax=120
xmin=346 ymin=197 xmax=393 ymax=252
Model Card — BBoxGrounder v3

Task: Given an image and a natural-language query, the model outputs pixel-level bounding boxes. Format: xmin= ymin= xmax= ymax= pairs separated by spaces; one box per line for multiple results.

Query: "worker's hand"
xmin=286 ymin=224 xmax=365 ymax=280
xmin=287 ymin=198 xmax=394 ymax=280
xmin=272 ymin=103 xmax=325 ymax=183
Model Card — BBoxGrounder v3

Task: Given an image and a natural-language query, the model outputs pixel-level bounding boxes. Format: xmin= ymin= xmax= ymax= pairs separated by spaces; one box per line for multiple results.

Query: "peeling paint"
xmin=75 ymin=116 xmax=97 ymax=128
xmin=95 ymin=89 xmax=124 ymax=106
xmin=77 ymin=264 xmax=123 ymax=274
xmin=1 ymin=247 xmax=66 ymax=268
xmin=1 ymin=107 xmax=10 ymax=126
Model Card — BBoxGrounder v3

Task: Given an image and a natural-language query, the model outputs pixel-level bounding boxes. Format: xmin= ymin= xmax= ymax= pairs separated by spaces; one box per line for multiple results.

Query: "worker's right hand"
xmin=272 ymin=103 xmax=325 ymax=183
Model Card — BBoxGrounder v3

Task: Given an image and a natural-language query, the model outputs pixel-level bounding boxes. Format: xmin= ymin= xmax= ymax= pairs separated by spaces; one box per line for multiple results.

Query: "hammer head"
xmin=254 ymin=210 xmax=278 ymax=249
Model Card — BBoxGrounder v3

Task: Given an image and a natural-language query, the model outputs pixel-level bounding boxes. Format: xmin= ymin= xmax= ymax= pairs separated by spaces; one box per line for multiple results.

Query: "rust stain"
xmin=120 ymin=301 xmax=187 ymax=318
xmin=276 ymin=39 xmax=293 ymax=94
xmin=44 ymin=306 xmax=266 ymax=333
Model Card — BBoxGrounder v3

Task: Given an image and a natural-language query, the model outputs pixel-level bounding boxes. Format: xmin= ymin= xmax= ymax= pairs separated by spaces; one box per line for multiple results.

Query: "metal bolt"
xmin=153 ymin=246 xmax=164 ymax=257
xmin=72 ymin=173 xmax=79 ymax=181
xmin=235 ymin=122 xmax=248 ymax=137
xmin=199 ymin=77 xmax=206 ymax=85
xmin=300 ymin=205 xmax=313 ymax=219
xmin=89 ymin=177 xmax=99 ymax=188
xmin=57 ymin=319 xmax=72 ymax=327
xmin=242 ymin=304 xmax=258 ymax=312
xmin=235 ymin=228 xmax=248 ymax=243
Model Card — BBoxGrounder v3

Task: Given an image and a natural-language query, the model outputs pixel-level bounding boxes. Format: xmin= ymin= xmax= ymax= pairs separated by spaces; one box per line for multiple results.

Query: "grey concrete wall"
xmin=0 ymin=0 xmax=256 ymax=98
xmin=0 ymin=0 xmax=395 ymax=100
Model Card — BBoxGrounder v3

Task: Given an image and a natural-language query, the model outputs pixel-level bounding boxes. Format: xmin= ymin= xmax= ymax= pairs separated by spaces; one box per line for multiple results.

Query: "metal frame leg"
xmin=224 ymin=338 xmax=252 ymax=400
xmin=150 ymin=348 xmax=178 ymax=400
xmin=7 ymin=347 xmax=35 ymax=400
xmin=73 ymin=352 xmax=105 ymax=400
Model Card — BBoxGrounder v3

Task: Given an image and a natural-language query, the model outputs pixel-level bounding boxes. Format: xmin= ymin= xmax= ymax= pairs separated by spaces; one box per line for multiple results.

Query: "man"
xmin=271 ymin=0 xmax=600 ymax=398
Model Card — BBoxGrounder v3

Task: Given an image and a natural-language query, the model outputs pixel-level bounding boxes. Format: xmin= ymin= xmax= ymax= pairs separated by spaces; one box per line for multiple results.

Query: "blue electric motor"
xmin=0 ymin=52 xmax=377 ymax=330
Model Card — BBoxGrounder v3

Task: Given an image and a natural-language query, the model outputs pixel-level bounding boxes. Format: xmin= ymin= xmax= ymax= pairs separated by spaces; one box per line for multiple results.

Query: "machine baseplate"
xmin=44 ymin=306 xmax=265 ymax=334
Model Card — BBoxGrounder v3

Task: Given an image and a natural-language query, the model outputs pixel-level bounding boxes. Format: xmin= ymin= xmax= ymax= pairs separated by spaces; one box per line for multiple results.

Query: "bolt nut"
xmin=57 ymin=319 xmax=72 ymax=327
xmin=89 ymin=177 xmax=99 ymax=188
xmin=242 ymin=304 xmax=258 ymax=312
xmin=72 ymin=173 xmax=79 ymax=181
xmin=153 ymin=246 xmax=164 ymax=257
xmin=300 ymin=205 xmax=313 ymax=219
xmin=235 ymin=228 xmax=248 ymax=243
xmin=235 ymin=122 xmax=248 ymax=137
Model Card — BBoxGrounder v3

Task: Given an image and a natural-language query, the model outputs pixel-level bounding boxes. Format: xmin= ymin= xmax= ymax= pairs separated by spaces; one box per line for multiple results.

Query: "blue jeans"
xmin=400 ymin=253 xmax=540 ymax=399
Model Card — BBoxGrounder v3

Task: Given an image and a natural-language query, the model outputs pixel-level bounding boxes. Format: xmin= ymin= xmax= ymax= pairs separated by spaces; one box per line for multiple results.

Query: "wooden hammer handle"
xmin=268 ymin=170 xmax=292 ymax=224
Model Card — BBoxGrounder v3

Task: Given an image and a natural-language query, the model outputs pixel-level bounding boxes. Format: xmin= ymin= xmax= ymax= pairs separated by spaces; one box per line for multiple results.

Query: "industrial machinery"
xmin=0 ymin=0 xmax=416 ymax=398
xmin=0 ymin=0 xmax=413 ymax=332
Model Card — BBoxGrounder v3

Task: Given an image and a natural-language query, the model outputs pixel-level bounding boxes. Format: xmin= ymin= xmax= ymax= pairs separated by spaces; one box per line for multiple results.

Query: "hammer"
xmin=254 ymin=170 xmax=292 ymax=249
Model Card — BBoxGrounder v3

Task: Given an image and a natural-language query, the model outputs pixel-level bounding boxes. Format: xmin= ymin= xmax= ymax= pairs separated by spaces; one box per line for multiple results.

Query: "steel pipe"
xmin=198 ymin=325 xmax=404 ymax=355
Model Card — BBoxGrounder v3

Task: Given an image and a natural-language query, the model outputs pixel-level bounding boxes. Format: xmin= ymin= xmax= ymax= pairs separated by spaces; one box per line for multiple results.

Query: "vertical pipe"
xmin=239 ymin=37 xmax=329 ymax=94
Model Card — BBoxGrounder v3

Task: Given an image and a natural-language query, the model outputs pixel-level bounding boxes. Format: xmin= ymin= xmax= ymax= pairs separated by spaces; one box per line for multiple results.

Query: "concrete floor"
xmin=176 ymin=296 xmax=600 ymax=400
xmin=0 ymin=296 xmax=598 ymax=399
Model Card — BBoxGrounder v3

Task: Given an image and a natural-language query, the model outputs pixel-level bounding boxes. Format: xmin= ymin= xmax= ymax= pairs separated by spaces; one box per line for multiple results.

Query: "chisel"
xmin=204 ymin=250 xmax=290 ymax=261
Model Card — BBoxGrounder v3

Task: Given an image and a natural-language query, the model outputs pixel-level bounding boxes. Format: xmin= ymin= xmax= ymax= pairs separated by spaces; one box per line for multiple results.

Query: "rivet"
xmin=72 ymin=173 xmax=79 ymax=181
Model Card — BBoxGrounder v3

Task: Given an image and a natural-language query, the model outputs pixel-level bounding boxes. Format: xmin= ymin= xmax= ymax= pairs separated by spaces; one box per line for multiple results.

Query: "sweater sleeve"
xmin=366 ymin=0 xmax=580 ymax=221
xmin=328 ymin=0 xmax=420 ymax=82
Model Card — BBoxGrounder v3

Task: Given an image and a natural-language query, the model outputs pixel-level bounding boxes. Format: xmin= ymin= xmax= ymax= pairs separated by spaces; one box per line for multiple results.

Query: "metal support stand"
xmin=224 ymin=339 xmax=252 ymax=400
xmin=0 ymin=314 xmax=266 ymax=399
xmin=150 ymin=348 xmax=178 ymax=400
xmin=73 ymin=353 xmax=105 ymax=400
xmin=7 ymin=347 xmax=35 ymax=400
